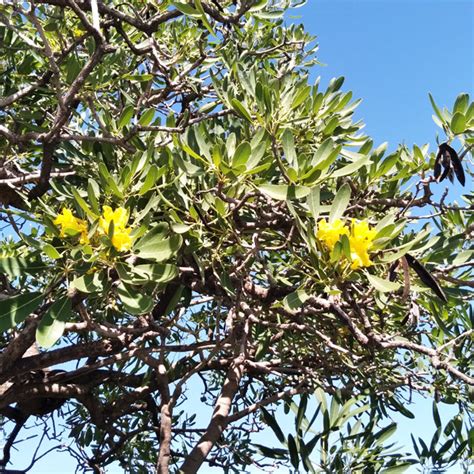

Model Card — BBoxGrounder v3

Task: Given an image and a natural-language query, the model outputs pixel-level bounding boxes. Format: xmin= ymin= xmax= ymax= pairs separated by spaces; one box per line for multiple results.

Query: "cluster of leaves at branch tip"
xmin=317 ymin=218 xmax=376 ymax=269
xmin=54 ymin=205 xmax=133 ymax=252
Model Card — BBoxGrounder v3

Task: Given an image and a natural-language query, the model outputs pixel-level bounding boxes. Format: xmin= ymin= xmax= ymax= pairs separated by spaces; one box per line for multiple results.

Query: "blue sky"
xmin=293 ymin=0 xmax=473 ymax=148
xmin=8 ymin=1 xmax=473 ymax=472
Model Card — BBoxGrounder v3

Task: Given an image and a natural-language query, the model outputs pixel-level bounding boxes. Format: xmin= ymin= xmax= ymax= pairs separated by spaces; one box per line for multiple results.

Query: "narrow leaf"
xmin=259 ymin=184 xmax=310 ymax=201
xmin=328 ymin=184 xmax=351 ymax=223
xmin=230 ymin=98 xmax=253 ymax=123
xmin=307 ymin=186 xmax=320 ymax=220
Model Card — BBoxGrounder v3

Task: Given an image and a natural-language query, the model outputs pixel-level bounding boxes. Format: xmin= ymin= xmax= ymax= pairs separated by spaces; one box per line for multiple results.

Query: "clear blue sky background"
xmin=10 ymin=1 xmax=473 ymax=472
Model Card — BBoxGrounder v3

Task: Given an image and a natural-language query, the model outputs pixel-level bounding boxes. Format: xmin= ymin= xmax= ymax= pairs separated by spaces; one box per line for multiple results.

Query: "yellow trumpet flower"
xmin=316 ymin=219 xmax=349 ymax=250
xmin=348 ymin=220 xmax=377 ymax=269
xmin=54 ymin=208 xmax=89 ymax=244
xmin=316 ymin=218 xmax=377 ymax=269
xmin=98 ymin=206 xmax=133 ymax=252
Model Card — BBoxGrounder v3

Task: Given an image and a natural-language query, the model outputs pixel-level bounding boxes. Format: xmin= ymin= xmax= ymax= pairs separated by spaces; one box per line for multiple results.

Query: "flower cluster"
xmin=317 ymin=218 xmax=377 ymax=269
xmin=98 ymin=206 xmax=133 ymax=252
xmin=53 ymin=208 xmax=89 ymax=244
xmin=53 ymin=206 xmax=133 ymax=252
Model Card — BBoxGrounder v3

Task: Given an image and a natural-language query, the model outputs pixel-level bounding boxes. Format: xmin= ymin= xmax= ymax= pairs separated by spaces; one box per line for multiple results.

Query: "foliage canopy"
xmin=0 ymin=1 xmax=472 ymax=472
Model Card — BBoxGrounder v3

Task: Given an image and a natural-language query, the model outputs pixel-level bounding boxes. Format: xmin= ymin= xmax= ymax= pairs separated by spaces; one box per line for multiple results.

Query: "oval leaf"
xmin=117 ymin=284 xmax=154 ymax=315
xmin=366 ymin=273 xmax=401 ymax=293
xmin=136 ymin=234 xmax=182 ymax=262
xmin=72 ymin=273 xmax=104 ymax=293
xmin=36 ymin=296 xmax=72 ymax=348
xmin=451 ymin=112 xmax=466 ymax=134
xmin=0 ymin=293 xmax=43 ymax=332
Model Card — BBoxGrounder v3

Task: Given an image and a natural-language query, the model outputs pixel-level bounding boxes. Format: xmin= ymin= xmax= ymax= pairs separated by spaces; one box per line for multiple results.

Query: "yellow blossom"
xmin=317 ymin=219 xmax=349 ymax=250
xmin=348 ymin=220 xmax=377 ymax=269
xmin=99 ymin=206 xmax=129 ymax=234
xmin=111 ymin=228 xmax=133 ymax=252
xmin=54 ymin=208 xmax=89 ymax=244
xmin=98 ymin=206 xmax=133 ymax=252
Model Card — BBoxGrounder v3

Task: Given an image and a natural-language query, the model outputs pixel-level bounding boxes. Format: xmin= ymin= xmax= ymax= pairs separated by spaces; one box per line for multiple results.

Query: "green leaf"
xmin=136 ymin=234 xmax=182 ymax=262
xmin=312 ymin=138 xmax=338 ymax=168
xmin=287 ymin=434 xmax=299 ymax=470
xmin=307 ymin=186 xmax=320 ymax=220
xmin=281 ymin=129 xmax=297 ymax=168
xmin=292 ymin=85 xmax=311 ymax=110
xmin=133 ymin=264 xmax=178 ymax=283
xmin=72 ymin=273 xmax=104 ymax=293
xmin=330 ymin=240 xmax=343 ymax=263
xmin=390 ymin=398 xmax=415 ymax=419
xmin=328 ymin=184 xmax=351 ymax=223
xmin=340 ymin=234 xmax=351 ymax=260
xmin=232 ymin=142 xmax=251 ymax=168
xmin=259 ymin=184 xmax=310 ymax=201
xmin=283 ymin=290 xmax=310 ymax=311
xmin=116 ymin=263 xmax=178 ymax=285
xmin=139 ymin=164 xmax=159 ymax=195
xmin=428 ymin=93 xmax=445 ymax=124
xmin=253 ymin=444 xmax=287 ymax=459
xmin=366 ymin=273 xmax=401 ymax=293
xmin=134 ymin=223 xmax=168 ymax=246
xmin=72 ymin=188 xmax=98 ymax=219
xmin=0 ymin=255 xmax=47 ymax=279
xmin=139 ymin=108 xmax=155 ymax=126
xmin=323 ymin=116 xmax=339 ymax=135
xmin=230 ymin=98 xmax=253 ymax=123
xmin=170 ymin=223 xmax=192 ymax=234
xmin=171 ymin=1 xmax=201 ymax=16
xmin=375 ymin=422 xmax=397 ymax=444
xmin=260 ymin=407 xmax=285 ymax=443
xmin=327 ymin=76 xmax=344 ymax=92
xmin=87 ymin=179 xmax=100 ymax=214
xmin=117 ymin=283 xmax=154 ymax=315
xmin=163 ymin=285 xmax=186 ymax=316
xmin=246 ymin=141 xmax=267 ymax=170
xmin=453 ymin=92 xmax=469 ymax=114
xmin=296 ymin=394 xmax=308 ymax=432
xmin=99 ymin=163 xmax=124 ymax=199
xmin=194 ymin=0 xmax=216 ymax=36
xmin=451 ymin=112 xmax=466 ymax=134
xmin=43 ymin=244 xmax=61 ymax=260
xmin=36 ymin=296 xmax=72 ymax=348
xmin=331 ymin=154 xmax=370 ymax=178
xmin=0 ymin=293 xmax=43 ymax=332
xmin=118 ymin=104 xmax=134 ymax=129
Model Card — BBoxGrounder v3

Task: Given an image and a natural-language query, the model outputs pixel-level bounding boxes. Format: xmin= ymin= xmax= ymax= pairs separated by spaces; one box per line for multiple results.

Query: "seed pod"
xmin=436 ymin=143 xmax=465 ymax=186
xmin=446 ymin=145 xmax=465 ymax=186
xmin=405 ymin=253 xmax=447 ymax=303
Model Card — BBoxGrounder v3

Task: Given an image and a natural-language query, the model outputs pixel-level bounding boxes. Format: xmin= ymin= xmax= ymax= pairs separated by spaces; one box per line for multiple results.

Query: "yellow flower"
xmin=99 ymin=206 xmax=129 ymax=234
xmin=348 ymin=220 xmax=377 ymax=269
xmin=98 ymin=206 xmax=133 ymax=252
xmin=317 ymin=219 xmax=349 ymax=250
xmin=54 ymin=208 xmax=89 ymax=244
xmin=316 ymin=217 xmax=377 ymax=270
xmin=111 ymin=228 xmax=133 ymax=252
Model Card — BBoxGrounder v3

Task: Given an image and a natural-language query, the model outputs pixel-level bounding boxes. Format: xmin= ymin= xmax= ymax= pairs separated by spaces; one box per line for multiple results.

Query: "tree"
xmin=0 ymin=1 xmax=472 ymax=472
